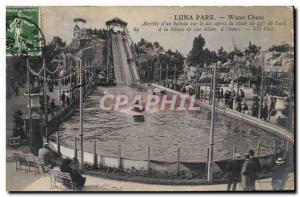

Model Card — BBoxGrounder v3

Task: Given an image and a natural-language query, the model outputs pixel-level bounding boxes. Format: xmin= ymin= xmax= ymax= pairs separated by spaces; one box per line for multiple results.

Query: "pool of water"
xmin=53 ymin=86 xmax=286 ymax=162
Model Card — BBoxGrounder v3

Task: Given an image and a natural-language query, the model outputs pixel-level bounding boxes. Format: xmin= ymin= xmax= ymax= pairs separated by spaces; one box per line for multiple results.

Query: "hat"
xmin=43 ymin=142 xmax=49 ymax=147
xmin=275 ymin=157 xmax=285 ymax=164
xmin=245 ymin=153 xmax=250 ymax=159
xmin=234 ymin=153 xmax=241 ymax=159
xmin=249 ymin=149 xmax=255 ymax=156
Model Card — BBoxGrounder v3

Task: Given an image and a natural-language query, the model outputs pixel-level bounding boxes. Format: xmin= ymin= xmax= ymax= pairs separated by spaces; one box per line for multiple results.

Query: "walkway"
xmin=6 ymin=161 xmax=294 ymax=191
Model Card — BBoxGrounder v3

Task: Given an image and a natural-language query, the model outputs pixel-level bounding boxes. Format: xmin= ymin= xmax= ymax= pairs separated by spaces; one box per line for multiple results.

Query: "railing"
xmin=49 ymin=136 xmax=292 ymax=176
xmin=123 ymin=29 xmax=140 ymax=82
xmin=47 ymin=82 xmax=96 ymax=136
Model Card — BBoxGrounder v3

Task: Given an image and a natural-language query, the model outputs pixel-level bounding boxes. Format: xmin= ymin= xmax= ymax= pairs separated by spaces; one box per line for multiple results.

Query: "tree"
xmin=217 ymin=46 xmax=228 ymax=63
xmin=44 ymin=36 xmax=66 ymax=70
xmin=133 ymin=38 xmax=184 ymax=82
xmin=269 ymin=43 xmax=293 ymax=53
xmin=245 ymin=42 xmax=261 ymax=55
xmin=186 ymin=34 xmax=206 ymax=66
xmin=228 ymin=47 xmax=243 ymax=60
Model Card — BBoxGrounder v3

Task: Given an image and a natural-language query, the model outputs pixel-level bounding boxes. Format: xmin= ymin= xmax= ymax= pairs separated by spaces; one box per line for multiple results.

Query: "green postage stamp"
xmin=6 ymin=7 xmax=43 ymax=56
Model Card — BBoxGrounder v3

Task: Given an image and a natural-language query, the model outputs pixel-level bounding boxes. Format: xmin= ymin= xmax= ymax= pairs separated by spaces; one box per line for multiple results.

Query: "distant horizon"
xmin=49 ymin=30 xmax=292 ymax=57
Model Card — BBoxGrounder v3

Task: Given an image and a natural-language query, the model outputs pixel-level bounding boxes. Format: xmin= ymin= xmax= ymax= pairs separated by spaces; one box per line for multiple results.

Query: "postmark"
xmin=6 ymin=7 xmax=45 ymax=56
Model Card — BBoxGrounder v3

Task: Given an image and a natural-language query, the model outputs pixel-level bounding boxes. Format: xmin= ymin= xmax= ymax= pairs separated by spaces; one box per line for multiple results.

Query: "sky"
xmin=40 ymin=6 xmax=293 ymax=56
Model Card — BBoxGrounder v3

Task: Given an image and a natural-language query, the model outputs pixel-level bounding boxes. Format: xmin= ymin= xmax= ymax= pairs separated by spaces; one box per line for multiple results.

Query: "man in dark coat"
xmin=249 ymin=149 xmax=261 ymax=190
xmin=240 ymin=89 xmax=245 ymax=99
xmin=272 ymin=157 xmax=288 ymax=191
xmin=61 ymin=91 xmax=66 ymax=107
xmin=224 ymin=90 xmax=230 ymax=107
xmin=60 ymin=158 xmax=86 ymax=190
xmin=225 ymin=153 xmax=243 ymax=191
xmin=261 ymin=102 xmax=269 ymax=121
xmin=50 ymin=99 xmax=56 ymax=118
xmin=249 ymin=150 xmax=261 ymax=172
xmin=269 ymin=99 xmax=276 ymax=120
xmin=241 ymin=153 xmax=256 ymax=191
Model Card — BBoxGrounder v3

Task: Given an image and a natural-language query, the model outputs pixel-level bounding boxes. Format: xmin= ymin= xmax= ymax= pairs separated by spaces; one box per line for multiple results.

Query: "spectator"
xmin=60 ymin=158 xmax=86 ymax=190
xmin=225 ymin=90 xmax=230 ymax=107
xmin=236 ymin=101 xmax=242 ymax=112
xmin=200 ymin=89 xmax=204 ymax=101
xmin=241 ymin=153 xmax=256 ymax=191
xmin=225 ymin=153 xmax=243 ymax=191
xmin=229 ymin=96 xmax=233 ymax=109
xmin=242 ymin=103 xmax=249 ymax=114
xmin=217 ymin=88 xmax=221 ymax=102
xmin=261 ymin=102 xmax=269 ymax=121
xmin=38 ymin=143 xmax=55 ymax=172
xmin=40 ymin=96 xmax=44 ymax=113
xmin=272 ymin=157 xmax=288 ymax=191
xmin=240 ymin=89 xmax=245 ymax=100
xmin=66 ymin=95 xmax=70 ymax=106
xmin=249 ymin=149 xmax=261 ymax=190
xmin=269 ymin=98 xmax=276 ymax=120
xmin=61 ymin=91 xmax=66 ymax=107
xmin=220 ymin=88 xmax=224 ymax=102
xmin=14 ymin=85 xmax=19 ymax=96
xmin=50 ymin=99 xmax=56 ymax=118
xmin=182 ymin=86 xmax=186 ymax=94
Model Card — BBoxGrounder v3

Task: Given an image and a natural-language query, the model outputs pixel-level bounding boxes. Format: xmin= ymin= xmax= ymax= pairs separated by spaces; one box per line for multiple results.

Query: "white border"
xmin=1 ymin=0 xmax=298 ymax=196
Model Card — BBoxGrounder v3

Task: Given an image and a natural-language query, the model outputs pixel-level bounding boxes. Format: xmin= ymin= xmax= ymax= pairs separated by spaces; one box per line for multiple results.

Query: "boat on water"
xmin=120 ymin=100 xmax=145 ymax=123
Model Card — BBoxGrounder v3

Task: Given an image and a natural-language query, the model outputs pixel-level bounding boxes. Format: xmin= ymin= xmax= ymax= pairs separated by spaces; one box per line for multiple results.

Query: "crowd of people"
xmin=160 ymin=81 xmax=280 ymax=122
xmin=226 ymin=150 xmax=289 ymax=191
xmin=39 ymin=91 xmax=70 ymax=119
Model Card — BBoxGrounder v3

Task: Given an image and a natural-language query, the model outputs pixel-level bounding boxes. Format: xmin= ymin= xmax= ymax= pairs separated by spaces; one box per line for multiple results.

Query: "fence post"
xmin=74 ymin=136 xmax=78 ymax=159
xmin=205 ymin=83 xmax=207 ymax=100
xmin=93 ymin=140 xmax=98 ymax=169
xmin=285 ymin=139 xmax=289 ymax=166
xmin=256 ymin=140 xmax=261 ymax=157
xmin=206 ymin=147 xmax=209 ymax=175
xmin=233 ymin=146 xmax=237 ymax=158
xmin=147 ymin=146 xmax=150 ymax=172
xmin=118 ymin=144 xmax=122 ymax=169
xmin=177 ymin=148 xmax=180 ymax=176
xmin=273 ymin=139 xmax=276 ymax=159
xmin=57 ymin=131 xmax=61 ymax=155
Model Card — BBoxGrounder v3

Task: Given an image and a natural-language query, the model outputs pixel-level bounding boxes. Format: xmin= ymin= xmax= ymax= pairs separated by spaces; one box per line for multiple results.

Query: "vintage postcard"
xmin=6 ymin=6 xmax=294 ymax=192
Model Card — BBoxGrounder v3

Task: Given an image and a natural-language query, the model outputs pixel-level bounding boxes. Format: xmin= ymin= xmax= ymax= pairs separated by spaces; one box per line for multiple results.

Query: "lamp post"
xmin=73 ymin=45 xmax=95 ymax=168
xmin=166 ymin=64 xmax=169 ymax=82
xmin=75 ymin=56 xmax=84 ymax=169
xmin=173 ymin=64 xmax=177 ymax=81
xmin=257 ymin=53 xmax=266 ymax=119
xmin=159 ymin=64 xmax=162 ymax=82
xmin=207 ymin=63 xmax=217 ymax=183
xmin=27 ymin=58 xmax=31 ymax=138
xmin=258 ymin=71 xmax=264 ymax=119
xmin=43 ymin=58 xmax=48 ymax=142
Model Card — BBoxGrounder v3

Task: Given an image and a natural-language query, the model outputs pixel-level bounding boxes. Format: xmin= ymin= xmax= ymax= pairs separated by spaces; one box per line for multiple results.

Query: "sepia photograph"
xmin=5 ymin=6 xmax=295 ymax=192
